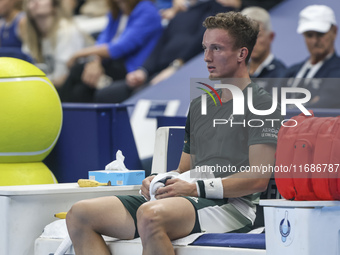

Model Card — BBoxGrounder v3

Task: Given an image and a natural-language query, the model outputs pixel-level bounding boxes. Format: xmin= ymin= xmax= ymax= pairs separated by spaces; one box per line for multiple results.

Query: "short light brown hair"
xmin=203 ymin=11 xmax=259 ymax=63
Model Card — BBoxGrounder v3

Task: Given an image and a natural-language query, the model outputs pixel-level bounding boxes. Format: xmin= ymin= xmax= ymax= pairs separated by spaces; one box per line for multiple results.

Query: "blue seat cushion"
xmin=191 ymin=233 xmax=266 ymax=249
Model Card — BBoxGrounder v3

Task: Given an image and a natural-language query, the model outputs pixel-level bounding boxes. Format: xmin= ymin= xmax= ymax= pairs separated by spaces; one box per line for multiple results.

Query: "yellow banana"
xmin=77 ymin=179 xmax=111 ymax=187
xmin=54 ymin=212 xmax=67 ymax=219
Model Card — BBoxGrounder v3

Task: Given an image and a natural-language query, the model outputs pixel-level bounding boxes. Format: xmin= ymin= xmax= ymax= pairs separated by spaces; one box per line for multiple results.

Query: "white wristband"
xmin=203 ymin=178 xmax=224 ymax=199
xmin=196 ymin=182 xmax=201 ymax=197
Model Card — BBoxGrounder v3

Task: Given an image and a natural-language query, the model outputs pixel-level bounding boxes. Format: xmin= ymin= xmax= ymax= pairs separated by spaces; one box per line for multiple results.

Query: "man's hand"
xmin=140 ymin=175 xmax=156 ymax=201
xmin=155 ymin=178 xmax=197 ymax=199
xmin=126 ymin=69 xmax=147 ymax=88
xmin=81 ymin=59 xmax=104 ymax=88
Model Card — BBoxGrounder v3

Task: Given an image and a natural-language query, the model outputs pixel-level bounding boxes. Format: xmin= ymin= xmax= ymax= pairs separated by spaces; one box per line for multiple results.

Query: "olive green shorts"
xmin=116 ymin=195 xmax=240 ymax=238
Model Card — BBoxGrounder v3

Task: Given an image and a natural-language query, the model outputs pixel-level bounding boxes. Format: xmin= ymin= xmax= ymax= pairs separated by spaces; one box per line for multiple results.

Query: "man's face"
xmin=251 ymin=23 xmax=273 ymax=62
xmin=303 ymin=26 xmax=337 ymax=62
xmin=203 ymin=28 xmax=240 ymax=79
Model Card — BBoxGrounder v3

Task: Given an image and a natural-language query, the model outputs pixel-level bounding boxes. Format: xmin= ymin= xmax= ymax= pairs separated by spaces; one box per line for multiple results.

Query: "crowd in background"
xmin=0 ymin=0 xmax=339 ymax=108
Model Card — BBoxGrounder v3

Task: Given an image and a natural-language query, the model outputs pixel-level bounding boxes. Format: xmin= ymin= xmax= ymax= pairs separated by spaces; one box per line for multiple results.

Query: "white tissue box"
xmin=88 ymin=170 xmax=145 ymax=185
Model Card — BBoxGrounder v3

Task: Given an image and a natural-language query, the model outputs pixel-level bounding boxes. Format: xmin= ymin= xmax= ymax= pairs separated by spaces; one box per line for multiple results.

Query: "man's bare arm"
xmin=174 ymin=152 xmax=192 ymax=173
xmin=156 ymin=143 xmax=275 ymax=199
xmin=220 ymin=143 xmax=276 ymax=198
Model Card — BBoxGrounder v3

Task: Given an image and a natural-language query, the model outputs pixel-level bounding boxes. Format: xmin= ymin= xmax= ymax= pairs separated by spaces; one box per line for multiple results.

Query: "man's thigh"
xmin=76 ymin=196 xmax=137 ymax=240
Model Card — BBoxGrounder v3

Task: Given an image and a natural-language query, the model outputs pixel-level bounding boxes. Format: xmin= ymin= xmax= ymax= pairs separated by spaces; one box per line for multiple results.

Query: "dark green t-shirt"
xmin=183 ymin=82 xmax=282 ymax=178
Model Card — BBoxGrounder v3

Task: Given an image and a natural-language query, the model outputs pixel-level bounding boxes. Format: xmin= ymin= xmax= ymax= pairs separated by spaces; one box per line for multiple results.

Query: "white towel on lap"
xmin=149 ymin=172 xmax=180 ymax=201
xmin=149 ymin=168 xmax=215 ymax=201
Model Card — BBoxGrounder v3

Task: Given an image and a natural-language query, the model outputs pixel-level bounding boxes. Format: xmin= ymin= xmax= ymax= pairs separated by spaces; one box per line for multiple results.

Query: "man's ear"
xmin=238 ymin=47 xmax=248 ymax=63
xmin=331 ymin=25 xmax=337 ymax=37
xmin=269 ymin=31 xmax=275 ymax=43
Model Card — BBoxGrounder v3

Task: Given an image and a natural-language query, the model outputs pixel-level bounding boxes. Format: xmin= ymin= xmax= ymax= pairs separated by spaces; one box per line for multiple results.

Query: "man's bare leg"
xmin=137 ymin=197 xmax=197 ymax=255
xmin=66 ymin=196 xmax=135 ymax=255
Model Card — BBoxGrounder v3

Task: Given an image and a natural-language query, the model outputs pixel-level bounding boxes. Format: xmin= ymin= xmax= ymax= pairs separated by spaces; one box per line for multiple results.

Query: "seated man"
xmin=66 ymin=11 xmax=281 ymax=255
xmin=285 ymin=5 xmax=340 ymax=108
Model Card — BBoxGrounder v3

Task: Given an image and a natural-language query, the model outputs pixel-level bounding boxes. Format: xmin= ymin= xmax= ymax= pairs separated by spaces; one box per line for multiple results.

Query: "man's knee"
xmin=136 ymin=202 xmax=166 ymax=236
xmin=66 ymin=200 xmax=92 ymax=231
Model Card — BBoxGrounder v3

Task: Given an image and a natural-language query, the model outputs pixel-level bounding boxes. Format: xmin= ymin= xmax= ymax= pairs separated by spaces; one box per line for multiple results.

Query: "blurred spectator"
xmin=158 ymin=0 xmax=283 ymax=23
xmin=59 ymin=0 xmax=163 ymax=103
xmin=155 ymin=0 xmax=172 ymax=10
xmin=78 ymin=0 xmax=108 ymax=17
xmin=61 ymin=0 xmax=78 ymax=17
xmin=72 ymin=0 xmax=86 ymax=15
xmin=95 ymin=0 xmax=237 ymax=103
xmin=60 ymin=0 xmax=107 ymax=17
xmin=22 ymin=0 xmax=91 ymax=87
xmin=285 ymin=5 xmax=340 ymax=108
xmin=160 ymin=0 xmax=241 ymax=21
xmin=0 ymin=0 xmax=32 ymax=62
xmin=241 ymin=6 xmax=286 ymax=93
xmin=241 ymin=0 xmax=284 ymax=11
xmin=160 ymin=0 xmax=190 ymax=21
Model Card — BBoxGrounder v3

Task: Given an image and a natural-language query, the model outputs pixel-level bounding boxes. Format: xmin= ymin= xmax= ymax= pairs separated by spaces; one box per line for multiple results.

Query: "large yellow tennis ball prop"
xmin=0 ymin=57 xmax=62 ymax=185
xmin=0 ymin=163 xmax=57 ymax=185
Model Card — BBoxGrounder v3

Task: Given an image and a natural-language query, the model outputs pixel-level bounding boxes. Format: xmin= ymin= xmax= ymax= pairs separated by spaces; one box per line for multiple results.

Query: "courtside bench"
xmin=35 ymin=127 xmax=268 ymax=255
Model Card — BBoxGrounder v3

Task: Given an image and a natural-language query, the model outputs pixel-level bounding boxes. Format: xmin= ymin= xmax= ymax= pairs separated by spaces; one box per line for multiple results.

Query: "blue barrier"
xmin=157 ymin=115 xmax=187 ymax=128
xmin=44 ymin=103 xmax=142 ymax=183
